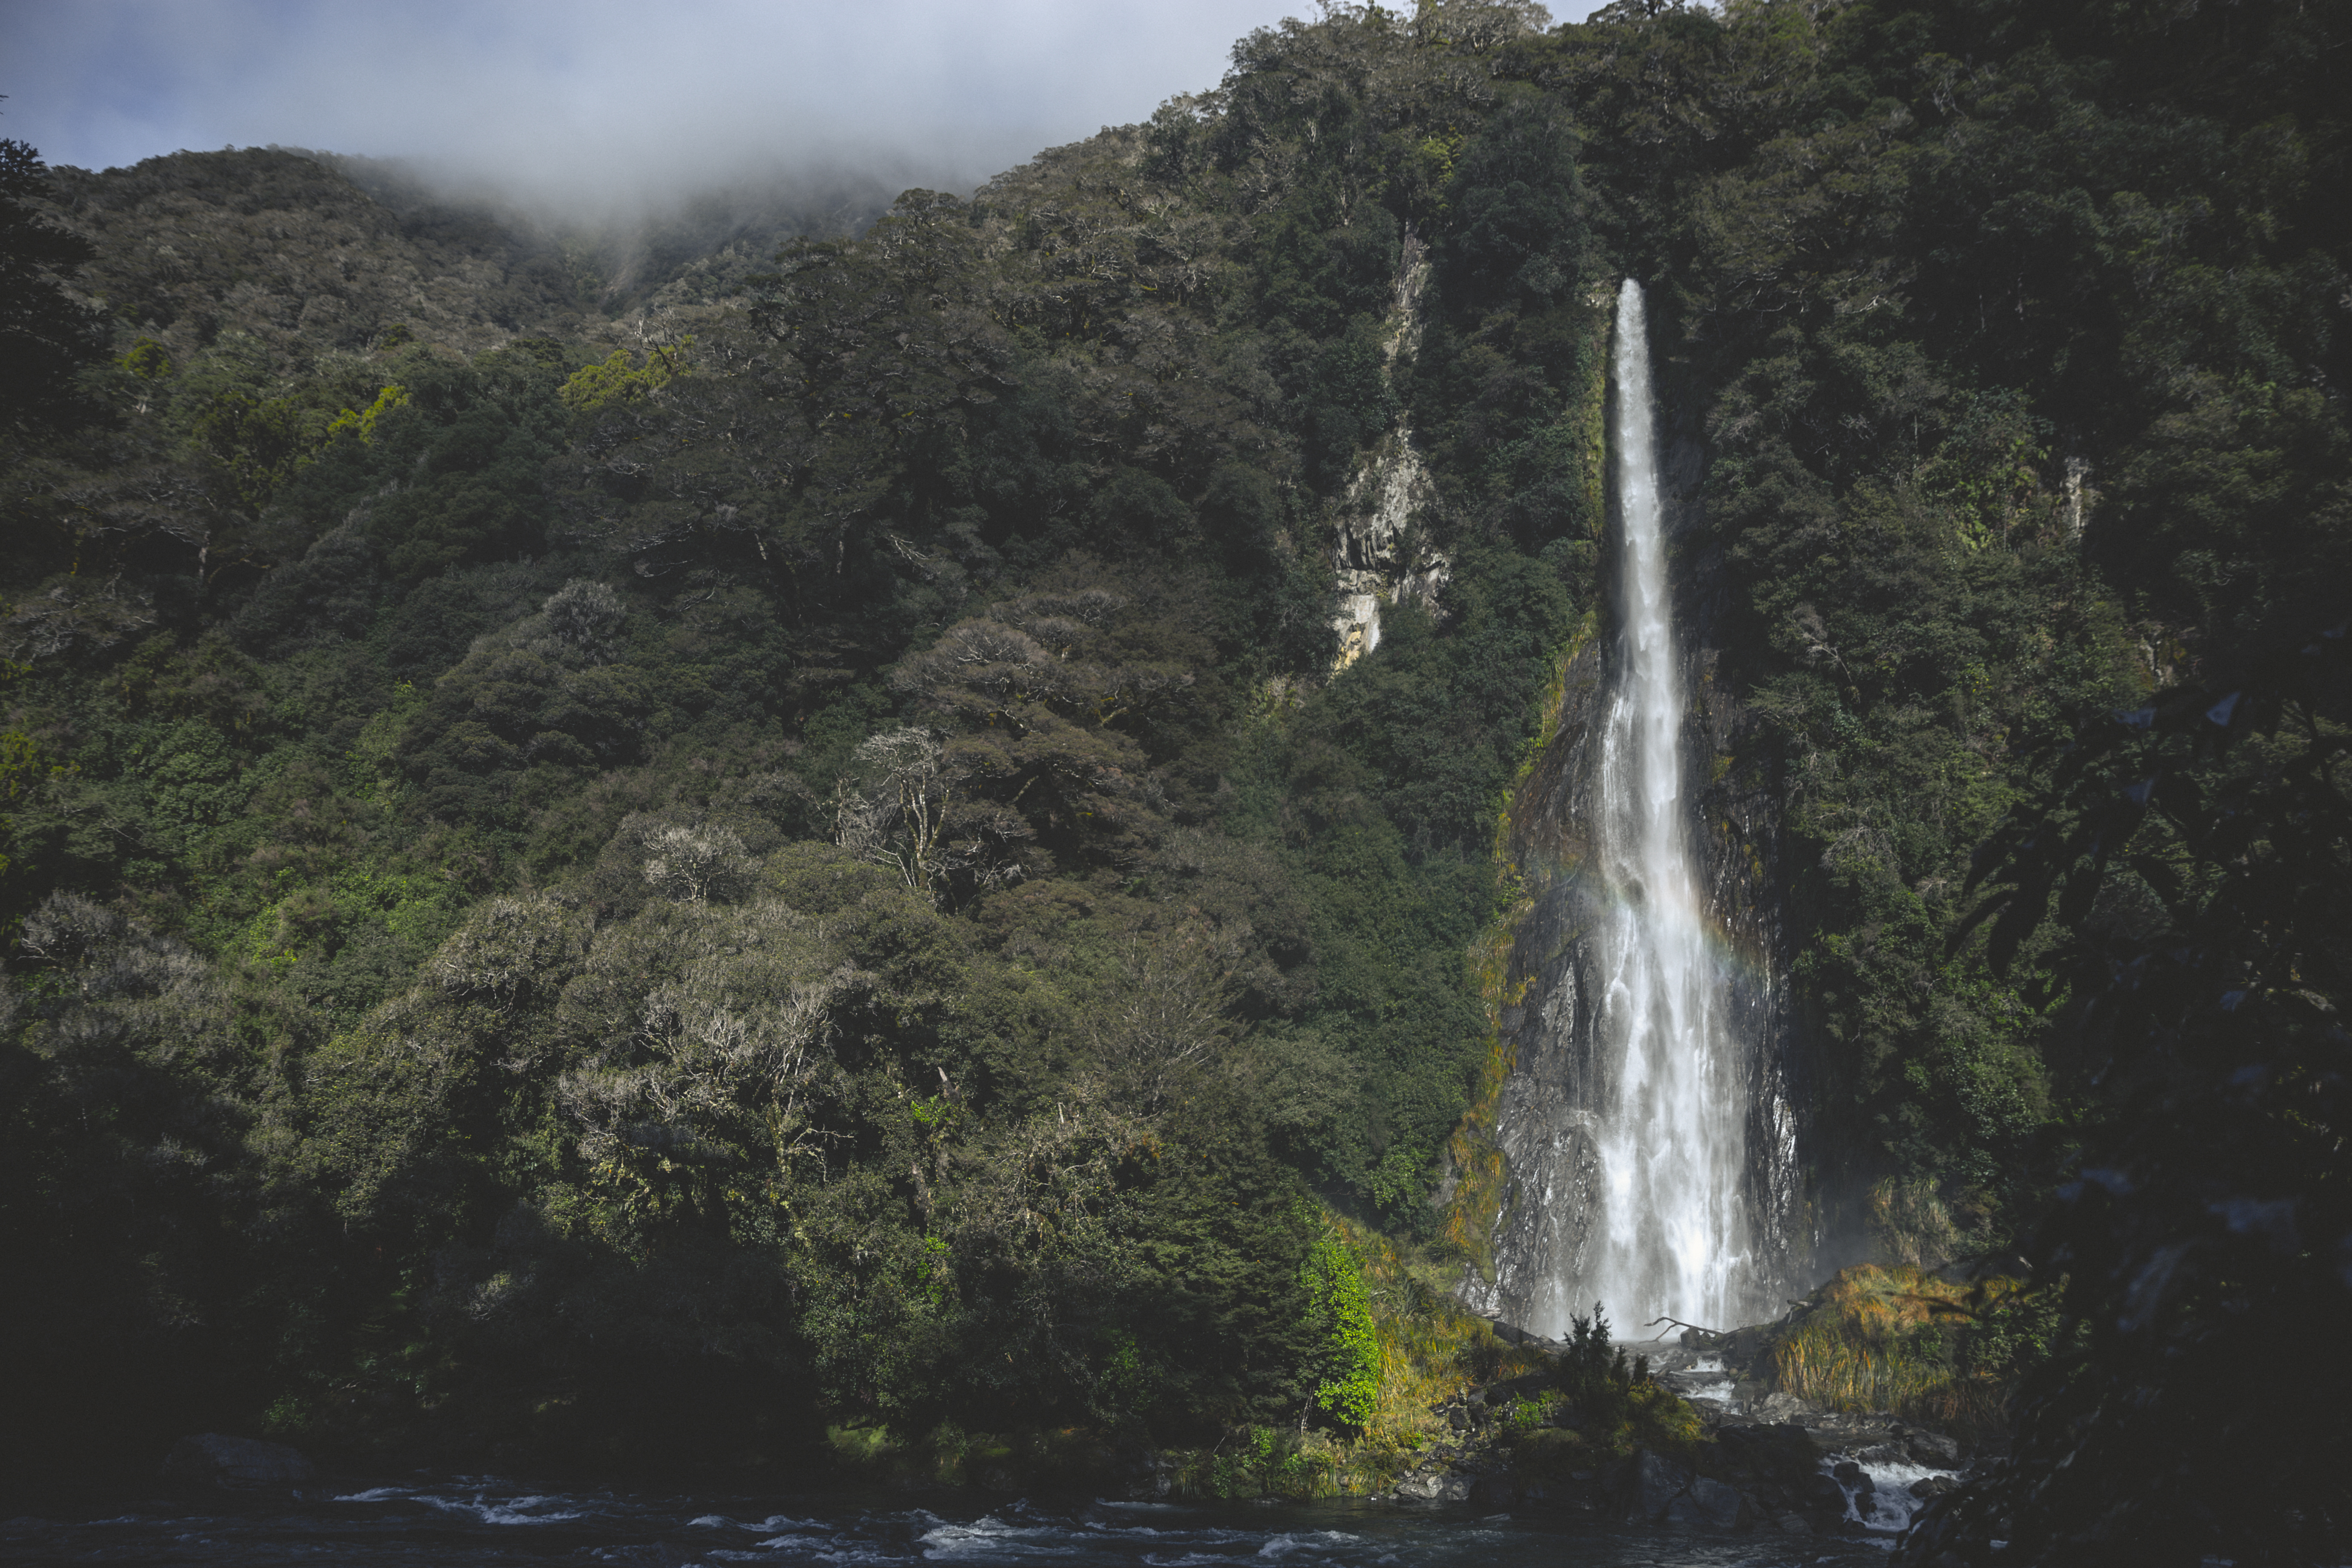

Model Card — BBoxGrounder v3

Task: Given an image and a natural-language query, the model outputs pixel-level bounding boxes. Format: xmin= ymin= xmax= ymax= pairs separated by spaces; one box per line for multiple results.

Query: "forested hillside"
xmin=2 ymin=1 xmax=2345 ymax=1561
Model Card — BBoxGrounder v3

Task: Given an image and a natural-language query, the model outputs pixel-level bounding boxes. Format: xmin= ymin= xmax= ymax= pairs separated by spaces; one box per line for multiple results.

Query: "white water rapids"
xmin=1578 ymin=279 xmax=1754 ymax=1331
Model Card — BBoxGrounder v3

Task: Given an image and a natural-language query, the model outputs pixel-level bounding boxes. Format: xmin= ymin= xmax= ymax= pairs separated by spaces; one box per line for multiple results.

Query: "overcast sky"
xmin=4 ymin=1 xmax=1604 ymax=211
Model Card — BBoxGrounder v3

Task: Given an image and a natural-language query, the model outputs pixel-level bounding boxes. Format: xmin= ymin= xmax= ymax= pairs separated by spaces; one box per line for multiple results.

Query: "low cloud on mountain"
xmin=6 ymin=0 xmax=1326 ymax=209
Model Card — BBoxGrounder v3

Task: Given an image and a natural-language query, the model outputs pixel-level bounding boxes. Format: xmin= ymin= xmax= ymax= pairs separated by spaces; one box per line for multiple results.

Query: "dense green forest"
xmin=2 ymin=1 xmax=2345 ymax=1562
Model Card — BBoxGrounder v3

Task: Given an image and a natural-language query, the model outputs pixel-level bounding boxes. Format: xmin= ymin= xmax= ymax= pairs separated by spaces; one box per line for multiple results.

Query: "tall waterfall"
xmin=1579 ymin=279 xmax=1753 ymax=1329
xmin=1468 ymin=279 xmax=1791 ymax=1343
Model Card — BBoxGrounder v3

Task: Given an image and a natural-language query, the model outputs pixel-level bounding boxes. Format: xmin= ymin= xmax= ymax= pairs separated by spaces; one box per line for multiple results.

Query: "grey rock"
xmin=1396 ymin=1472 xmax=1474 ymax=1503
xmin=1906 ymin=1430 xmax=1962 ymax=1466
xmin=1774 ymin=1512 xmax=1813 ymax=1534
xmin=161 ymin=1433 xmax=317 ymax=1489
xmin=1910 ymin=1475 xmax=1959 ymax=1499
xmin=1802 ymin=1472 xmax=1850 ymax=1513
xmin=1623 ymin=1449 xmax=1695 ymax=1522
xmin=1755 ymin=1391 xmax=1822 ymax=1421
xmin=1712 ymin=1420 xmax=1822 ymax=1480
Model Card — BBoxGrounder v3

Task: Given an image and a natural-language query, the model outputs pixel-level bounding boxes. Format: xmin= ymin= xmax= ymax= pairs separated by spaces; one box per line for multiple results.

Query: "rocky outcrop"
xmin=1622 ymin=1449 xmax=1697 ymax=1521
xmin=1905 ymin=1429 xmax=1962 ymax=1467
xmin=160 ymin=1433 xmax=317 ymax=1490
xmin=1374 ymin=1340 xmax=1969 ymax=1539
xmin=1675 ymin=1476 xmax=1753 ymax=1529
xmin=1329 ymin=226 xmax=1447 ymax=673
xmin=1456 ymin=629 xmax=1608 ymax=1330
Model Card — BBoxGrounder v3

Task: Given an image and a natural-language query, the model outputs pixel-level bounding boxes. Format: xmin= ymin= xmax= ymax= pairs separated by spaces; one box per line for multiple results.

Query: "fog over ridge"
xmin=5 ymin=0 xmax=1349 ymax=220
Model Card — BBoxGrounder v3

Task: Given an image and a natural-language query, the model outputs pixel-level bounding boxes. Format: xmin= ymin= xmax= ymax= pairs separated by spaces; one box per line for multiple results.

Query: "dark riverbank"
xmin=6 ymin=1326 xmax=1975 ymax=1568
xmin=0 ymin=1475 xmax=1908 ymax=1568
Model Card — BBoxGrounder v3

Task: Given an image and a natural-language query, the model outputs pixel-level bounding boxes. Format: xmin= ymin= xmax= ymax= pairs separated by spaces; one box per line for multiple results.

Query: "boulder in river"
xmin=1801 ymin=1470 xmax=1850 ymax=1514
xmin=161 ymin=1433 xmax=317 ymax=1489
xmin=1905 ymin=1429 xmax=1962 ymax=1466
xmin=1621 ymin=1449 xmax=1696 ymax=1522
xmin=1666 ymin=1476 xmax=1750 ymax=1530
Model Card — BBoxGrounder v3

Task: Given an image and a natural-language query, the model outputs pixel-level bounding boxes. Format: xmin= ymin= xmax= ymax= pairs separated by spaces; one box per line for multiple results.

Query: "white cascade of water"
xmin=1580 ymin=279 xmax=1753 ymax=1331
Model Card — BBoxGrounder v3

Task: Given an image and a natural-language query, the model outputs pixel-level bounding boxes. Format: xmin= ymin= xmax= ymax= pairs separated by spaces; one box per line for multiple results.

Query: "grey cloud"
xmin=7 ymin=0 xmax=1305 ymax=210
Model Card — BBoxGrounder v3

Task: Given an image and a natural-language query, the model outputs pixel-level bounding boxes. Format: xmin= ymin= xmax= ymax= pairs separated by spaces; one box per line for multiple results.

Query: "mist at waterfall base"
xmin=0 ymin=1480 xmax=1897 ymax=1567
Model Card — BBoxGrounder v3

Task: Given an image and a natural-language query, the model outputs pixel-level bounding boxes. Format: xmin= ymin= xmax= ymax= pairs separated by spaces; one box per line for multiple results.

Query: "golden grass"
xmin=1770 ymin=1265 xmax=2026 ymax=1433
xmin=1866 ymin=1177 xmax=1966 ymax=1268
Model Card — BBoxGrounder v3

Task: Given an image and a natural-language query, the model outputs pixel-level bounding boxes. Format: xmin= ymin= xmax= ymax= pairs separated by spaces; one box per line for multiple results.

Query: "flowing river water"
xmin=0 ymin=1479 xmax=1903 ymax=1567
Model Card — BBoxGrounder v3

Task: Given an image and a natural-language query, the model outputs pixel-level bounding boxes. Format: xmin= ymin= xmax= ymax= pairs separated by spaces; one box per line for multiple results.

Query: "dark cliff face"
xmin=1670 ymin=412 xmax=1819 ymax=1318
xmin=1468 ymin=627 xmax=1609 ymax=1334
xmin=1472 ymin=343 xmax=1816 ymax=1336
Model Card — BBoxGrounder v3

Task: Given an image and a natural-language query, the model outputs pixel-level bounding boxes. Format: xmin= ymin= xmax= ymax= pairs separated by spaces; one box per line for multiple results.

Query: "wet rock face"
xmin=1802 ymin=1471 xmax=1853 ymax=1515
xmin=1705 ymin=1421 xmax=1856 ymax=1533
xmin=1623 ymin=1449 xmax=1697 ymax=1522
xmin=1677 ymin=416 xmax=1814 ymax=1315
xmin=160 ymin=1433 xmax=316 ymax=1490
xmin=1461 ymin=635 xmax=1611 ymax=1332
xmin=1906 ymin=1430 xmax=1962 ymax=1467
xmin=1609 ymin=1446 xmax=1770 ymax=1531
xmin=1675 ymin=1476 xmax=1750 ymax=1530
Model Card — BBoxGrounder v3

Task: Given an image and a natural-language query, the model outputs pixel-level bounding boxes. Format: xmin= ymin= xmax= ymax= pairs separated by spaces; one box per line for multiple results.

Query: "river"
xmin=2 ymin=1478 xmax=1900 ymax=1566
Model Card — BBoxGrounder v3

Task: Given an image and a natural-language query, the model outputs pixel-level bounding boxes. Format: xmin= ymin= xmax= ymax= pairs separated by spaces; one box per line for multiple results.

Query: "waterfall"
xmin=1466 ymin=279 xmax=1790 ymax=1344
xmin=1578 ymin=279 xmax=1753 ymax=1330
